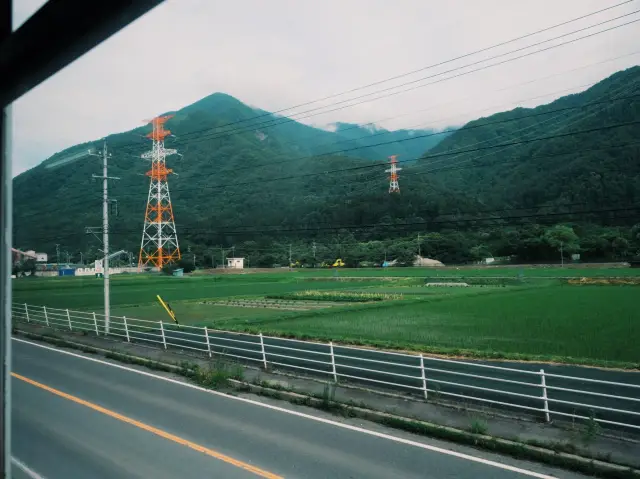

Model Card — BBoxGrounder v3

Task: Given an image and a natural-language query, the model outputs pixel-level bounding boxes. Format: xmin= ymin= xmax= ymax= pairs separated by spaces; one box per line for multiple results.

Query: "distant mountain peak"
xmin=180 ymin=92 xmax=248 ymax=113
xmin=330 ymin=122 xmax=387 ymax=134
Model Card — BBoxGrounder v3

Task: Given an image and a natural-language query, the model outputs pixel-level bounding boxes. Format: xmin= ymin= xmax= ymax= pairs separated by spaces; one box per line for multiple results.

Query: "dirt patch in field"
xmin=197 ymin=298 xmax=340 ymax=311
xmin=567 ymin=277 xmax=640 ymax=285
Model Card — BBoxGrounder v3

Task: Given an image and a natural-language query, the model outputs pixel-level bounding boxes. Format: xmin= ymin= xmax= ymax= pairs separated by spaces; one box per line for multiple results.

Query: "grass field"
xmin=12 ymin=266 xmax=640 ymax=368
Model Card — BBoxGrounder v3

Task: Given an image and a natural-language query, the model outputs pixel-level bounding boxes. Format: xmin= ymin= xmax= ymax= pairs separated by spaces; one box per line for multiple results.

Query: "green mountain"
xmin=12 ymin=91 xmax=466 ymax=261
xmin=12 ymin=67 xmax=640 ymax=266
xmin=325 ymin=122 xmax=452 ymax=162
xmin=422 ymin=66 xmax=640 ymax=210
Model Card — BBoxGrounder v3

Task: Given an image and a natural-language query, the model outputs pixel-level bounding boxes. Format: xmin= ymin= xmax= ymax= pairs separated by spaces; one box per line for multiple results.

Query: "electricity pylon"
xmin=138 ymin=115 xmax=181 ymax=269
xmin=386 ymin=155 xmax=401 ymax=193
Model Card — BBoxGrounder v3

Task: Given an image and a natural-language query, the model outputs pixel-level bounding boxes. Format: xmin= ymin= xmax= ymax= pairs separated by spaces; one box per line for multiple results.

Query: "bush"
xmin=161 ymin=258 xmax=195 ymax=275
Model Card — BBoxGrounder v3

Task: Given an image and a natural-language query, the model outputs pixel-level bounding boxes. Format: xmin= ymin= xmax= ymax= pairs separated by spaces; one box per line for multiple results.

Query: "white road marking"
xmin=13 ymin=337 xmax=558 ymax=478
xmin=11 ymin=456 xmax=47 ymax=479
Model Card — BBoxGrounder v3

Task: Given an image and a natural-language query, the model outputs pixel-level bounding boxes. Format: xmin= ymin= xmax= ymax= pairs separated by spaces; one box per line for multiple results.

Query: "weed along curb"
xmin=13 ymin=328 xmax=640 ymax=479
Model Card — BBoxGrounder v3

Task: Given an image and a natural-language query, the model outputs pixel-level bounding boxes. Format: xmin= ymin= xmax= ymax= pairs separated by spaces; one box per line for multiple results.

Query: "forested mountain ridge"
xmin=422 ymin=66 xmax=640 ymax=210
xmin=12 ymin=67 xmax=640 ymax=266
xmin=13 ymin=90 xmax=464 ymax=259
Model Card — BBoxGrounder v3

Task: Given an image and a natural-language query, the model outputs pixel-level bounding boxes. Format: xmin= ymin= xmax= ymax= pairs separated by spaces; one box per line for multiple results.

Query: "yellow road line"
xmin=11 ymin=372 xmax=282 ymax=479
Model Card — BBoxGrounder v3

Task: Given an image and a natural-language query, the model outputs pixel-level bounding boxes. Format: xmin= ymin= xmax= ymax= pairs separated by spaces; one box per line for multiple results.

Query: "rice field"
xmin=224 ymin=285 xmax=639 ymax=366
xmin=12 ymin=266 xmax=640 ymax=367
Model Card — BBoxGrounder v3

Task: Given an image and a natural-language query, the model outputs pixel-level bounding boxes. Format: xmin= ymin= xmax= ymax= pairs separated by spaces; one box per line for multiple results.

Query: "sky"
xmin=11 ymin=0 xmax=640 ymax=176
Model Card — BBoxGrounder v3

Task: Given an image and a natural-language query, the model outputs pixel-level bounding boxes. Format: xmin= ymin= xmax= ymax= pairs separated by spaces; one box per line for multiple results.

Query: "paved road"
xmin=11 ymin=338 xmax=586 ymax=479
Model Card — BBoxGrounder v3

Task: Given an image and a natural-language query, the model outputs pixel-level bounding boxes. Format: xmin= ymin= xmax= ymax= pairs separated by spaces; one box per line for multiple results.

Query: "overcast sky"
xmin=11 ymin=0 xmax=640 ymax=176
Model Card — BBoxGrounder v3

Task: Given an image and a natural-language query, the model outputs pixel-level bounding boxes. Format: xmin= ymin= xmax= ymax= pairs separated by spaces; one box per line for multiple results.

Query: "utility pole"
xmin=312 ymin=241 xmax=317 ymax=268
xmin=560 ymin=241 xmax=564 ymax=267
xmin=80 ymin=252 xmax=84 ymax=265
xmin=289 ymin=244 xmax=292 ymax=270
xmin=417 ymin=233 xmax=421 ymax=258
xmin=231 ymin=245 xmax=235 ymax=258
xmin=65 ymin=251 xmax=70 ymax=264
xmin=89 ymin=140 xmax=119 ymax=334
xmin=221 ymin=247 xmax=225 ymax=269
xmin=55 ymin=243 xmax=60 ymax=269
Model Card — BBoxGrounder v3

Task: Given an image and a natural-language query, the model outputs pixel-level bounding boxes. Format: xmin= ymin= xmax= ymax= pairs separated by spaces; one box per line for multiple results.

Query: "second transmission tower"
xmin=386 ymin=155 xmax=401 ymax=193
xmin=138 ymin=115 xmax=181 ymax=269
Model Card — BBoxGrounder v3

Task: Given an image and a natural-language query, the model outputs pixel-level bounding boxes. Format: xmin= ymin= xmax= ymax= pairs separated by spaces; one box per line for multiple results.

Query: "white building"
xmin=226 ymin=257 xmax=245 ymax=269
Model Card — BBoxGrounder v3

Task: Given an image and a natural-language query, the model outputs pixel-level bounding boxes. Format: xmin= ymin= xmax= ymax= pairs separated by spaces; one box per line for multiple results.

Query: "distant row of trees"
xmin=176 ymin=222 xmax=640 ymax=268
xmin=22 ymin=222 xmax=639 ymax=272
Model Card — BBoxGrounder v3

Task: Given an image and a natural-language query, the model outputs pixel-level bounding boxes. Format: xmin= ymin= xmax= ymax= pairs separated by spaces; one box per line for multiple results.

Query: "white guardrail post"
xmin=420 ymin=354 xmax=428 ymax=400
xmin=259 ymin=333 xmax=267 ymax=369
xmin=123 ymin=316 xmax=130 ymax=342
xmin=329 ymin=341 xmax=338 ymax=382
xmin=540 ymin=368 xmax=551 ymax=423
xmin=204 ymin=327 xmax=212 ymax=358
xmin=43 ymin=305 xmax=49 ymax=326
xmin=93 ymin=312 xmax=99 ymax=336
xmin=24 ymin=303 xmax=29 ymax=322
xmin=66 ymin=309 xmax=72 ymax=331
xmin=160 ymin=321 xmax=167 ymax=349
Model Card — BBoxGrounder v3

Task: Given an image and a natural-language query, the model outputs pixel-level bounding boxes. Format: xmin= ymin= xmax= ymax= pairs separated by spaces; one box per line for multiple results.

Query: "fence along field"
xmin=11 ymin=301 xmax=640 ymax=433
xmin=11 ymin=269 xmax=640 ymax=368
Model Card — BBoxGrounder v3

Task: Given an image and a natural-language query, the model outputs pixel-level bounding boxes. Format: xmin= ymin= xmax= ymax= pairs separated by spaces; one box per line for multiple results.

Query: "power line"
xmin=191 ymin=11 xmax=640 ymax=145
xmin=228 ymin=81 xmax=613 ymax=174
xmin=174 ymin=119 xmax=640 ymax=193
xmin=95 ymin=95 xmax=640 ymax=198
xmin=13 ymin=113 xmax=640 ymax=219
xmin=30 ymin=204 xmax=640 ymax=243
xmin=415 ymin=75 xmax=638 ymax=174
xmin=17 ymin=57 xmax=639 ymax=220
xmin=54 ymin=49 xmax=638 ymax=185
xmin=90 ymin=9 xmax=640 ymax=156
xmin=254 ymin=79 xmax=600 ymax=157
xmin=115 ymin=1 xmax=638 ymax=146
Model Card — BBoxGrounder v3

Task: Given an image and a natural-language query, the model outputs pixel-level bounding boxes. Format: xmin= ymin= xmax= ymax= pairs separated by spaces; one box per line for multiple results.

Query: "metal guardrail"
xmin=11 ymin=302 xmax=640 ymax=431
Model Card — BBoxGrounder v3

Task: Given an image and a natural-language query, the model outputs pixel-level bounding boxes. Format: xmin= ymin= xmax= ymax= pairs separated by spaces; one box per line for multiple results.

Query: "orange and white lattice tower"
xmin=138 ymin=115 xmax=181 ymax=269
xmin=385 ymin=155 xmax=401 ymax=193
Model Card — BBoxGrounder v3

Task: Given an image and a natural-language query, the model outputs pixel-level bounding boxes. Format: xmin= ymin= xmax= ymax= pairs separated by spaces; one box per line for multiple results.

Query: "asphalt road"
xmin=10 ymin=338 xmax=586 ymax=479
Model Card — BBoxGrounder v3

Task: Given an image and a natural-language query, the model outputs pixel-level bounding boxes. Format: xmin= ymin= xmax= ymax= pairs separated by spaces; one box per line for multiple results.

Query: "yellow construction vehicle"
xmin=332 ymin=258 xmax=345 ymax=268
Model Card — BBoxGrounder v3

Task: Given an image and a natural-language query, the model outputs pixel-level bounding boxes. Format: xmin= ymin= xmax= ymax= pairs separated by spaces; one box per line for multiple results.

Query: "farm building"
xmin=226 ymin=257 xmax=245 ymax=269
xmin=413 ymin=256 xmax=445 ymax=267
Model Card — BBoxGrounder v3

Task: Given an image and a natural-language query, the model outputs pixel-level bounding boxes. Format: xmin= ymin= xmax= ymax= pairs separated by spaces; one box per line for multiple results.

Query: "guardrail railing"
xmin=11 ymin=302 xmax=640 ymax=431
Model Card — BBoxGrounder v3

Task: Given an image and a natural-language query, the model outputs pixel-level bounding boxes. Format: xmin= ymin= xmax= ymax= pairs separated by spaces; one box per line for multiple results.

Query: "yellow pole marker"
xmin=157 ymin=294 xmax=178 ymax=324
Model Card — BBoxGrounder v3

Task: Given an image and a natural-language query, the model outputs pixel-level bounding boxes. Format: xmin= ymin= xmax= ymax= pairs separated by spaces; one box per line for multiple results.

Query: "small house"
xmin=226 ymin=257 xmax=244 ymax=269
